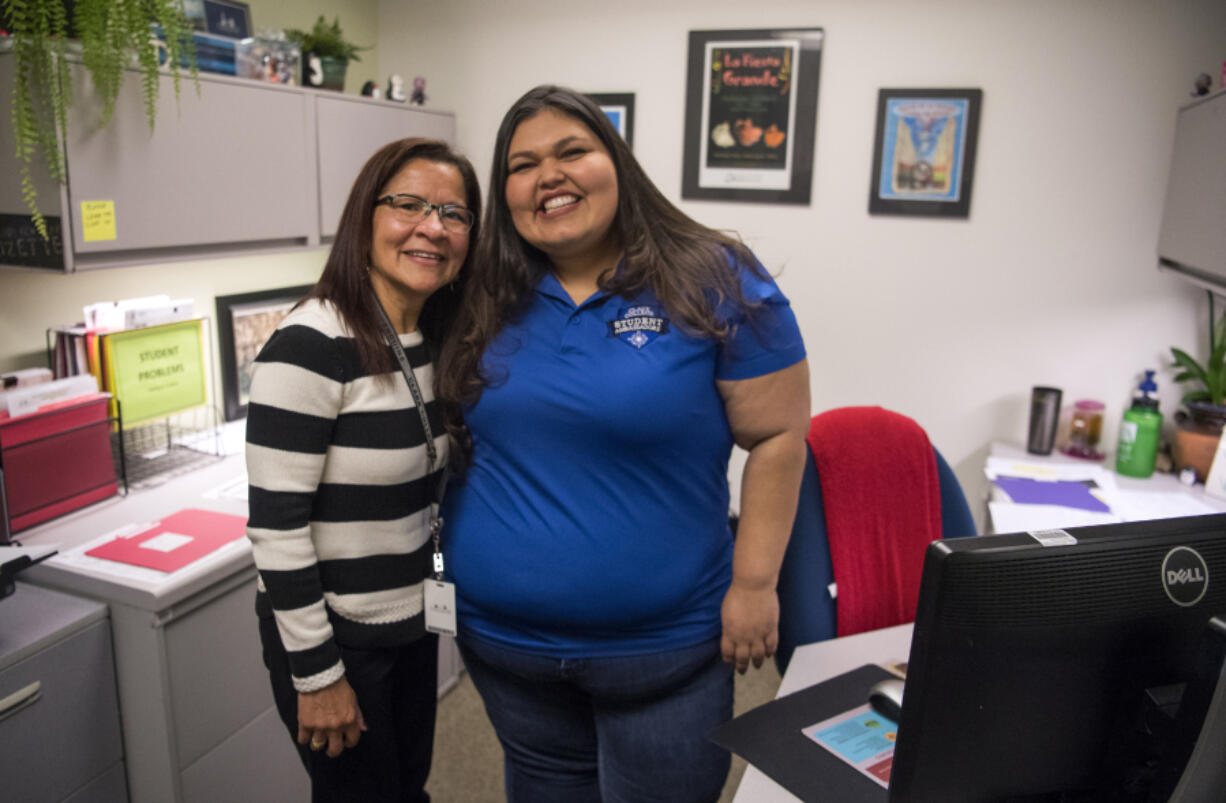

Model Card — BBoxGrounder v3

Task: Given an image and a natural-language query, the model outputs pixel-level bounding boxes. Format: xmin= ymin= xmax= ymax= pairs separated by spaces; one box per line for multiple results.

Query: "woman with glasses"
xmin=246 ymin=138 xmax=479 ymax=802
xmin=437 ymin=86 xmax=810 ymax=802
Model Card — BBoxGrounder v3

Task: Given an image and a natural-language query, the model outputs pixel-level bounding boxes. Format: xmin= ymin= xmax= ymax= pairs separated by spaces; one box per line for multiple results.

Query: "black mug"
xmin=1027 ymin=386 xmax=1062 ymax=455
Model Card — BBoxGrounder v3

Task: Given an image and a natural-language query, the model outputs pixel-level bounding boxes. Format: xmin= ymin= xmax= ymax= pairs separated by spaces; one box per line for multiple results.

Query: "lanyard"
xmin=372 ymin=295 xmax=448 ymax=580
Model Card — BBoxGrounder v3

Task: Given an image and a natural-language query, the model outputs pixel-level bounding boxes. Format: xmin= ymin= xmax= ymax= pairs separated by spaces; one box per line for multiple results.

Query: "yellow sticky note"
xmin=81 ymin=200 xmax=117 ymax=242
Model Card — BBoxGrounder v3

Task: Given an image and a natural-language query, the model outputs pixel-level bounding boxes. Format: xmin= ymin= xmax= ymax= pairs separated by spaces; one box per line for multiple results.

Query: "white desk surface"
xmin=986 ymin=441 xmax=1226 ymax=533
xmin=734 ymin=445 xmax=1226 ymax=801
xmin=17 ymin=450 xmax=250 ymax=612
xmin=732 ymin=624 xmax=912 ymax=803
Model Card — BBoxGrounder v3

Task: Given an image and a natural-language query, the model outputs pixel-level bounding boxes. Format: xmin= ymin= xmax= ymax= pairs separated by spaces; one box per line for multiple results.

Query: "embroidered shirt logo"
xmin=608 ymin=305 xmax=670 ymax=349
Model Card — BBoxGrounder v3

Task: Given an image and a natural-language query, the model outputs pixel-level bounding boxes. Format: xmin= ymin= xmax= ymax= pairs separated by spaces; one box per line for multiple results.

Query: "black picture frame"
xmin=681 ymin=28 xmax=824 ymax=205
xmin=868 ymin=88 xmax=983 ymax=218
xmin=201 ymin=0 xmax=250 ymax=39
xmin=215 ymin=285 xmax=311 ymax=421
xmin=588 ymin=93 xmax=636 ymax=149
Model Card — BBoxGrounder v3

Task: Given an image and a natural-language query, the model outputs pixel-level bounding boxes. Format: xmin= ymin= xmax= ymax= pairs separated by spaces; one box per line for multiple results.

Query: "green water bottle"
xmin=1116 ymin=370 xmax=1162 ymax=478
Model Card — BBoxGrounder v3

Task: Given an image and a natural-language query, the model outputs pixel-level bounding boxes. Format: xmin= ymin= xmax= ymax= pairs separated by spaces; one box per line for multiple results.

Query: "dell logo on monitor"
xmin=1161 ymin=546 xmax=1209 ymax=606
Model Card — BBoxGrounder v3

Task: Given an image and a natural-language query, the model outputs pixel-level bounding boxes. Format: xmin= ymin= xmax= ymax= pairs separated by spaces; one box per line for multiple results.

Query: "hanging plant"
xmin=3 ymin=0 xmax=198 ymax=240
xmin=4 ymin=0 xmax=71 ymax=239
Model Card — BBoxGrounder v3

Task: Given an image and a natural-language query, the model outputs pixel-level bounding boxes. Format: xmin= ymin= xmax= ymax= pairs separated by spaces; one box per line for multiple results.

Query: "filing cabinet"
xmin=0 ymin=583 xmax=126 ymax=802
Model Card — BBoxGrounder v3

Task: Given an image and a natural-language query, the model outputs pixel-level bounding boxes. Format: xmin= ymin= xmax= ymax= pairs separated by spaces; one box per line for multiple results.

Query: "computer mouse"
xmin=867 ymin=677 xmax=905 ymax=722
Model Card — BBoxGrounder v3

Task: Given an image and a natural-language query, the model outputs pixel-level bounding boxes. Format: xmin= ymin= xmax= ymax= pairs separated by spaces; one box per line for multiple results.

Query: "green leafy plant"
xmin=5 ymin=0 xmax=71 ymax=239
xmin=285 ymin=15 xmax=365 ymax=63
xmin=3 ymin=0 xmax=198 ymax=239
xmin=1171 ymin=310 xmax=1226 ymax=407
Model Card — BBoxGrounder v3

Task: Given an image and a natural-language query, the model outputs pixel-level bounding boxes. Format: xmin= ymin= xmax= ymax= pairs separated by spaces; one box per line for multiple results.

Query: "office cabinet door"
xmin=63 ymin=65 xmax=317 ymax=262
xmin=316 ymin=94 xmax=456 ymax=238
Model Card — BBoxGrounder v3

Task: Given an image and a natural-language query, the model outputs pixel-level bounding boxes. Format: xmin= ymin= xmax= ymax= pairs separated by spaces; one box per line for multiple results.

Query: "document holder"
xmin=0 ymin=393 xmax=119 ymax=541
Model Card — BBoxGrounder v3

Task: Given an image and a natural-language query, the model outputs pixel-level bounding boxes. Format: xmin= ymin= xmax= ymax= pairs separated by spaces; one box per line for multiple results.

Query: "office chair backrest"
xmin=774 ymin=406 xmax=977 ymax=673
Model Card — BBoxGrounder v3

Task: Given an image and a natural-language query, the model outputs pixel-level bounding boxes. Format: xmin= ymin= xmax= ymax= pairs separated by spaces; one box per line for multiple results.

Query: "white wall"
xmin=378 ymin=0 xmax=1225 ymax=525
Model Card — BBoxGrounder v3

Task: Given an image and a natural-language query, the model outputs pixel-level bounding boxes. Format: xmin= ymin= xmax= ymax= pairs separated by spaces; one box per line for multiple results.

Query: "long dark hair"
xmin=437 ymin=85 xmax=761 ymax=410
xmin=308 ymin=138 xmax=481 ymax=378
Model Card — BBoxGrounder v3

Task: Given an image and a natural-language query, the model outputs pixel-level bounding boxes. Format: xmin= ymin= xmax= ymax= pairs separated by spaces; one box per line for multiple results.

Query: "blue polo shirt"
xmin=442 ymin=255 xmax=806 ymax=656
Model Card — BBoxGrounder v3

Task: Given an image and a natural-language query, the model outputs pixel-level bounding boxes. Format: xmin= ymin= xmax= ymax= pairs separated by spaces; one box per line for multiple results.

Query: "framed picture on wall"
xmin=681 ymin=28 xmax=824 ymax=205
xmin=215 ymin=285 xmax=312 ymax=421
xmin=588 ymin=93 xmax=636 ymax=149
xmin=201 ymin=0 xmax=251 ymax=39
xmin=868 ymin=88 xmax=983 ymax=218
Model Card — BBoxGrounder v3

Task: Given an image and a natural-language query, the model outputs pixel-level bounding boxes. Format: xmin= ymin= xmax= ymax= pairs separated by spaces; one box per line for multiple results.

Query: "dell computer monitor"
xmin=889 ymin=513 xmax=1226 ymax=802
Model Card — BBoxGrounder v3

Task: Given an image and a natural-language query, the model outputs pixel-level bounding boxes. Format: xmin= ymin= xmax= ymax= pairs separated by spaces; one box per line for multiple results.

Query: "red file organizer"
xmin=0 ymin=393 xmax=118 ymax=539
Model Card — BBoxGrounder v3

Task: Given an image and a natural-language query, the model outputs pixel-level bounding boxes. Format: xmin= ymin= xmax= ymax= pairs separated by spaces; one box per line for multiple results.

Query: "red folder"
xmin=86 ymin=508 xmax=247 ymax=572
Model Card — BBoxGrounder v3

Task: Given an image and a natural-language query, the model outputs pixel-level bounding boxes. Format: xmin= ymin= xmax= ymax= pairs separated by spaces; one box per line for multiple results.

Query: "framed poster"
xmin=215 ymin=285 xmax=311 ymax=421
xmin=202 ymin=0 xmax=250 ymax=39
xmin=868 ymin=88 xmax=983 ymax=218
xmin=682 ymin=28 xmax=824 ymax=205
xmin=588 ymin=93 xmax=636 ymax=149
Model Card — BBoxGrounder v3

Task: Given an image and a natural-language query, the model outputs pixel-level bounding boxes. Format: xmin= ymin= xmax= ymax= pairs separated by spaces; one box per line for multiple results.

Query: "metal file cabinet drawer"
xmin=0 ymin=591 xmax=124 ymax=803
xmin=63 ymin=763 xmax=128 ymax=803
xmin=181 ymin=706 xmax=308 ymax=803
xmin=163 ymin=572 xmax=273 ymax=769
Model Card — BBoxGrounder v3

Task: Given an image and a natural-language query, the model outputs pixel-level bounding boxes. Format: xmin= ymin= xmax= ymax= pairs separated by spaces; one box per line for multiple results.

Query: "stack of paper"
xmin=985 ymin=457 xmax=1217 ymax=533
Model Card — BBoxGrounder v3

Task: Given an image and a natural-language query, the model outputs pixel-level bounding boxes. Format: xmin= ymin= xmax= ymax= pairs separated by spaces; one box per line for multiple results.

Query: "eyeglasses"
xmin=375 ymin=193 xmax=475 ymax=233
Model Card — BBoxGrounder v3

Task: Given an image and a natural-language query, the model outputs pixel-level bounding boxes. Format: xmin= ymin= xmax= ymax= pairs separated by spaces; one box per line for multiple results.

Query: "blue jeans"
xmin=458 ymin=635 xmax=733 ymax=803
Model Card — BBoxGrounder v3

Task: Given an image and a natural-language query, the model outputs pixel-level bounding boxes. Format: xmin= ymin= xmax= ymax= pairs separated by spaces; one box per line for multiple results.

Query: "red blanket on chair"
xmin=807 ymin=407 xmax=943 ymax=637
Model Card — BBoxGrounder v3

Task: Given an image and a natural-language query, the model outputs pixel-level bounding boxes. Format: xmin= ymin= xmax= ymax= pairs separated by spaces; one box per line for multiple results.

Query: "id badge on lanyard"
xmin=373 ymin=295 xmax=457 ymax=636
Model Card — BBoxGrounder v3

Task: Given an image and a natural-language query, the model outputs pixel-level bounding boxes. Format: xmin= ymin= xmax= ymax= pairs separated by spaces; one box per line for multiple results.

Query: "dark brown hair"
xmin=307 ymin=138 xmax=481 ymax=377
xmin=437 ymin=85 xmax=761 ymax=409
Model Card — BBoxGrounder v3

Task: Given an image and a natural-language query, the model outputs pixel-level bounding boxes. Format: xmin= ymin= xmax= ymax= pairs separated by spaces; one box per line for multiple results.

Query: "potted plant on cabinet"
xmin=1170 ymin=309 xmax=1226 ymax=481
xmin=2 ymin=0 xmax=197 ymax=239
xmin=285 ymin=15 xmax=365 ymax=92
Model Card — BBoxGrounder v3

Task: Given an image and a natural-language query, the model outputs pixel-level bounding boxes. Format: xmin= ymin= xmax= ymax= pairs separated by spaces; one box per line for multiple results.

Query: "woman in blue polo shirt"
xmin=437 ymin=85 xmax=810 ymax=802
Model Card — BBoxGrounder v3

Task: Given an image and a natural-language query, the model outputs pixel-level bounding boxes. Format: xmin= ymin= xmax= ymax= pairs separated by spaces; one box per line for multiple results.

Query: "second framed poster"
xmin=588 ymin=93 xmax=635 ymax=149
xmin=682 ymin=28 xmax=824 ymax=205
xmin=868 ymin=88 xmax=982 ymax=218
xmin=215 ymin=285 xmax=312 ymax=421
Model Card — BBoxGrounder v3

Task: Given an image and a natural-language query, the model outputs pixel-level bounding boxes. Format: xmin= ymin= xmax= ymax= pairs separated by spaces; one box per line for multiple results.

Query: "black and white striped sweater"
xmin=245 ymin=299 xmax=444 ymax=692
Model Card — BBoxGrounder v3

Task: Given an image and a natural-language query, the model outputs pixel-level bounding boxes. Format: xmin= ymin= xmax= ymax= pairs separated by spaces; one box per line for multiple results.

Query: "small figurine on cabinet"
xmin=305 ymin=54 xmax=324 ymax=87
xmin=388 ymin=74 xmax=407 ymax=102
xmin=410 ymin=76 xmax=427 ymax=105
xmin=1191 ymin=73 xmax=1213 ymax=97
xmin=361 ymin=80 xmax=383 ymax=100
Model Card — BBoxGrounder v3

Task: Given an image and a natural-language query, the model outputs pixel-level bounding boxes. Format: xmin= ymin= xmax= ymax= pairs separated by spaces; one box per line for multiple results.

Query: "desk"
xmin=732 ymin=624 xmax=912 ymax=803
xmin=19 ymin=454 xmax=307 ymax=803
xmin=17 ymin=441 xmax=463 ymax=803
xmin=986 ymin=441 xmax=1226 ymax=534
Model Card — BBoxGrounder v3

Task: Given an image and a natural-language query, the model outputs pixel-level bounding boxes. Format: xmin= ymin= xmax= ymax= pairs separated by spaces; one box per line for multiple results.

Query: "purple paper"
xmin=993 ymin=476 xmax=1111 ymax=513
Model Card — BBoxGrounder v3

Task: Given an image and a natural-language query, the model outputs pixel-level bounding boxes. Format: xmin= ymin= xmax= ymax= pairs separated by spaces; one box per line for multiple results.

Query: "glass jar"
xmin=1063 ymin=399 xmax=1105 ymax=460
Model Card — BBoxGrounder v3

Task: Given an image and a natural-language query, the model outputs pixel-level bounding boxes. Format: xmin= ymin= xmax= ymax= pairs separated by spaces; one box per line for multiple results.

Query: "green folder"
xmin=102 ymin=319 xmax=207 ymax=426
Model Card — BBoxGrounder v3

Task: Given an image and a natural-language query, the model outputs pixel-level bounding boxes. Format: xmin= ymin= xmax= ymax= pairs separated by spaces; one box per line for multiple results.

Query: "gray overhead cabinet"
xmin=315 ymin=93 xmax=456 ymax=239
xmin=0 ymin=54 xmax=456 ymax=271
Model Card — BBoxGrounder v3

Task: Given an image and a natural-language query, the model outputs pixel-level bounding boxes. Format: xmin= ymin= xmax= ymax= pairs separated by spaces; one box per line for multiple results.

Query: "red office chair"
xmin=774 ymin=406 xmax=977 ymax=673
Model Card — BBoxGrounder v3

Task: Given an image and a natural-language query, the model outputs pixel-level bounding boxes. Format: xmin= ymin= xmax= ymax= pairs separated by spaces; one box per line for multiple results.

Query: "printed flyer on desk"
xmin=802 ymin=703 xmax=896 ymax=789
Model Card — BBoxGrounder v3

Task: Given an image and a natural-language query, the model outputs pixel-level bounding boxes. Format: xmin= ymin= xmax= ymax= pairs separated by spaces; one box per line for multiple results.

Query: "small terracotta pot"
xmin=1172 ymin=402 xmax=1226 ymax=482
